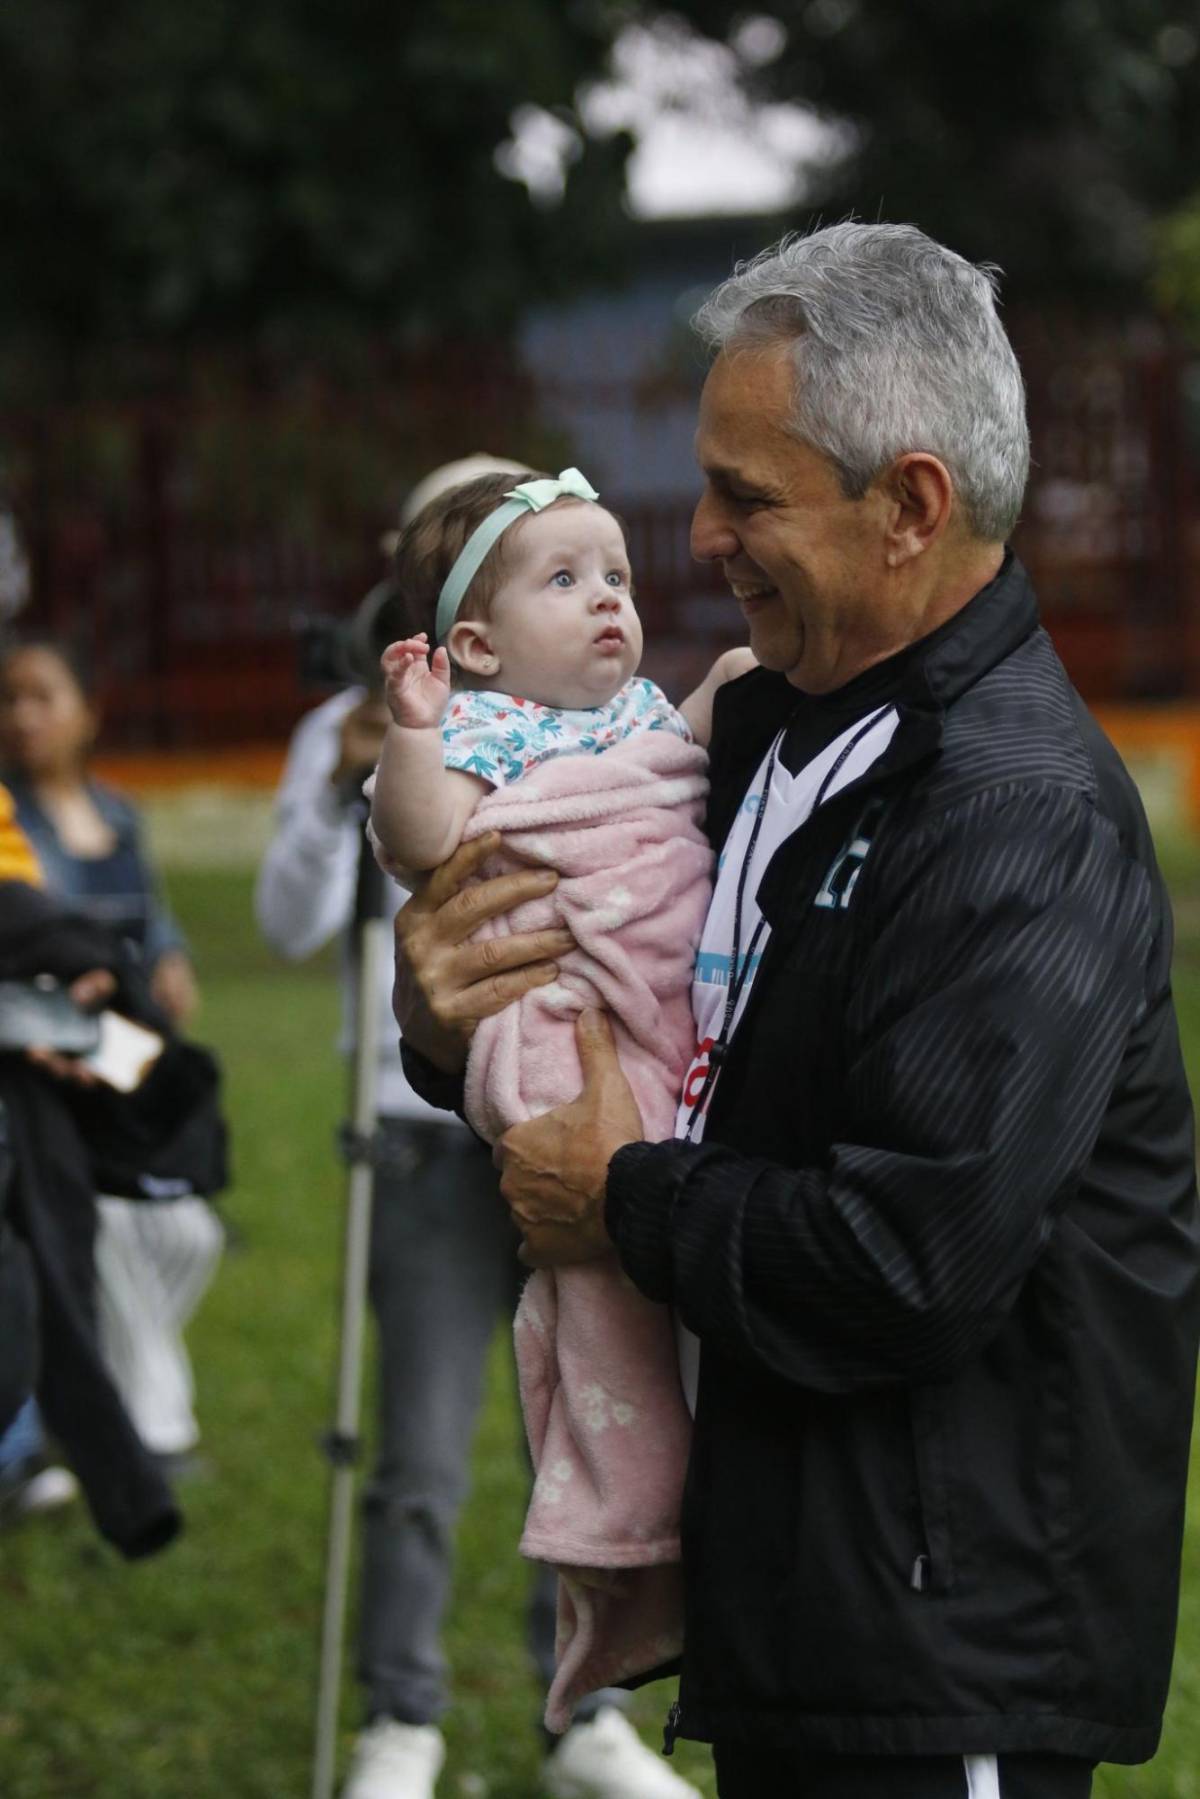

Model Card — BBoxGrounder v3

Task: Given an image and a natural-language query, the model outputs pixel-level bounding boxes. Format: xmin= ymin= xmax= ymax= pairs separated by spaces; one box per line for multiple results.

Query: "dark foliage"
xmin=676 ymin=0 xmax=1200 ymax=304
xmin=0 ymin=0 xmax=636 ymax=382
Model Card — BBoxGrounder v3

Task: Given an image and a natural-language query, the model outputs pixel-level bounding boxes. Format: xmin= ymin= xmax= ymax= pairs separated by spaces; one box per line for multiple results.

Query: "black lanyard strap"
xmin=809 ymin=703 xmax=893 ymax=813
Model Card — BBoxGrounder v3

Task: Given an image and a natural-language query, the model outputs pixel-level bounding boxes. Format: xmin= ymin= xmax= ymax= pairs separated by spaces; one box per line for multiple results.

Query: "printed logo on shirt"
xmin=681 ymin=1036 xmax=716 ymax=1110
xmin=814 ymin=798 xmax=887 ymax=912
xmin=693 ymin=948 xmax=765 ymax=989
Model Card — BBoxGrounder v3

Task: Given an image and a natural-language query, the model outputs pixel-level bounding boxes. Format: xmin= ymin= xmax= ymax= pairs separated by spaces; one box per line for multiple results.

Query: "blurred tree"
xmin=674 ymin=0 xmax=1200 ymax=306
xmin=0 ymin=0 xmax=635 ymax=391
xmin=1157 ymin=195 xmax=1200 ymax=337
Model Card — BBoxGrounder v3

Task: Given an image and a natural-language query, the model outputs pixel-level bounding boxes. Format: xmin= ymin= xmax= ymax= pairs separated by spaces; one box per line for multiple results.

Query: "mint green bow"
xmin=502 ymin=467 xmax=600 ymax=514
xmin=435 ymin=467 xmax=601 ymax=642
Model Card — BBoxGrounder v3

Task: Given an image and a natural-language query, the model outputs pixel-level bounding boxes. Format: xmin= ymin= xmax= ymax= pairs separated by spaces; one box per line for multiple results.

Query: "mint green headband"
xmin=434 ymin=467 xmax=600 ymax=645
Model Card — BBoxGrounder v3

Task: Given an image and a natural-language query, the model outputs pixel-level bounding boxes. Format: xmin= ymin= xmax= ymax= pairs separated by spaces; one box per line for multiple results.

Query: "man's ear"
xmin=447 ymin=618 xmax=500 ymax=680
xmin=881 ymin=453 xmax=954 ymax=567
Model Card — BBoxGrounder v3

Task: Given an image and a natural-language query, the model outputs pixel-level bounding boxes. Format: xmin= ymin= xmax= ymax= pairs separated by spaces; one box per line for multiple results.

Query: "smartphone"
xmin=0 ymin=979 xmax=102 ymax=1054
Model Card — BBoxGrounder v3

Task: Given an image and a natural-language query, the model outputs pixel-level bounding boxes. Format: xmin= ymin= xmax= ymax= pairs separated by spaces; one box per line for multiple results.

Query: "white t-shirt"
xmin=673 ymin=705 xmax=901 ymax=1411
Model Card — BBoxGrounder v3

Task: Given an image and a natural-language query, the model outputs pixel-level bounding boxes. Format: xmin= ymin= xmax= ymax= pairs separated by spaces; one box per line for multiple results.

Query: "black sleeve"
xmin=0 ymin=880 xmax=123 ymax=983
xmin=399 ymin=1037 xmax=468 ymax=1119
xmin=606 ymin=782 xmax=1154 ymax=1392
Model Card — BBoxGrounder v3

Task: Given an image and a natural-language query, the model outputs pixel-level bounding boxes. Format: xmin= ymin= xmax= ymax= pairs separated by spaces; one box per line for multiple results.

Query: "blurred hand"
xmin=68 ymin=968 xmax=117 ymax=1010
xmin=495 ymin=1009 xmax=643 ymax=1268
xmin=330 ymin=694 xmax=390 ymax=789
xmin=393 ymin=831 xmax=575 ymax=1075
xmin=151 ymin=950 xmax=199 ymax=1025
xmin=25 ymin=967 xmax=117 ymax=1087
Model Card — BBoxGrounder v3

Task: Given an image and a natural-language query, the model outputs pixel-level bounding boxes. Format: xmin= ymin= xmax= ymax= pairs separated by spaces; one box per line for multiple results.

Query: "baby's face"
xmin=481 ymin=501 xmax=643 ymax=708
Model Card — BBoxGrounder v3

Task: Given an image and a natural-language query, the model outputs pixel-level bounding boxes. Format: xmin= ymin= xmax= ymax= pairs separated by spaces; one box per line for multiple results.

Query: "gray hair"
xmin=692 ymin=223 xmax=1029 ymax=542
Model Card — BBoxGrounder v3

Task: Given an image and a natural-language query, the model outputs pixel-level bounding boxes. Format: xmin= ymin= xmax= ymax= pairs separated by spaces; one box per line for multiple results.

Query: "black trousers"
xmin=712 ymin=1744 xmax=1096 ymax=1798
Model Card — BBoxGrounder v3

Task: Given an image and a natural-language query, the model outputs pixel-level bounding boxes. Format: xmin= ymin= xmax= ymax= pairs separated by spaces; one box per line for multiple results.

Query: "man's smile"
xmin=729 ymin=580 xmax=779 ymax=609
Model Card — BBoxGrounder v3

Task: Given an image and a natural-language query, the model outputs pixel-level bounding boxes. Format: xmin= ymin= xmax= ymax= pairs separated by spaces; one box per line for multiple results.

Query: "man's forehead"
xmin=695 ymin=346 xmax=794 ymax=470
xmin=693 ymin=420 xmax=789 ymax=484
xmin=693 ymin=447 xmax=762 ymax=481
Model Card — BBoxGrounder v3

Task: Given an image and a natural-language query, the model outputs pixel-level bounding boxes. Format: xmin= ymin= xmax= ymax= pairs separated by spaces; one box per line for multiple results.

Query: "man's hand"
xmin=329 ymin=694 xmax=390 ymax=790
xmin=495 ymin=1010 xmax=644 ymax=1268
xmin=393 ymin=832 xmax=575 ymax=1074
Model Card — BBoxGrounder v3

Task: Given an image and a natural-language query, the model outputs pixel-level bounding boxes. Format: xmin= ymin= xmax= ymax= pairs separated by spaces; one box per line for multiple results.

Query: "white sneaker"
xmin=0 ymin=1458 xmax=80 ymax=1521
xmin=340 ymin=1719 xmax=446 ymax=1799
xmin=543 ymin=1706 xmax=702 ymax=1799
xmin=18 ymin=1464 xmax=79 ymax=1513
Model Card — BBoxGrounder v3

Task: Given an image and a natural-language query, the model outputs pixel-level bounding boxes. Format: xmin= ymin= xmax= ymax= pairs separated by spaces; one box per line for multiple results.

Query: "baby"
xmin=370 ymin=465 xmax=748 ymax=869
xmin=372 ymin=466 xmax=751 ymax=1728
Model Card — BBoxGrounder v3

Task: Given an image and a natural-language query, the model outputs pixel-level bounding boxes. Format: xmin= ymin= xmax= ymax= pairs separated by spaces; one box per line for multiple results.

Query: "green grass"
xmin=5 ymin=848 xmax=1200 ymax=1797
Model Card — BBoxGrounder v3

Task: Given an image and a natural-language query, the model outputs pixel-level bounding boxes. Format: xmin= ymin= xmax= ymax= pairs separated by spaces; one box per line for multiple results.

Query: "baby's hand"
xmin=713 ymin=646 xmax=758 ymax=684
xmin=381 ymin=635 xmax=452 ymax=730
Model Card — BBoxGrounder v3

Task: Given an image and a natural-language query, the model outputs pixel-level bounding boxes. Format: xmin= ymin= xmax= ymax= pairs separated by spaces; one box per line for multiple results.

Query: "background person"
xmin=0 ymin=875 xmax=199 ymax=1560
xmin=0 ymin=779 xmax=76 ymax=1517
xmin=256 ymin=455 xmax=698 ymax=1799
xmin=0 ymin=640 xmax=222 ymax=1475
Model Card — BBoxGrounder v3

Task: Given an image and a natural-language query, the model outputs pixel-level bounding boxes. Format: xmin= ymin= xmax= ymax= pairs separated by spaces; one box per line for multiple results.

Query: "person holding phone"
xmin=0 ymin=640 xmax=223 ymax=1476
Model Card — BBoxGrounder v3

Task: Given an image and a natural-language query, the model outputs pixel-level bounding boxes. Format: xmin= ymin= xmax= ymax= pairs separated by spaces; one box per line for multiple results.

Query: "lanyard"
xmin=682 ymin=705 xmax=892 ymax=1142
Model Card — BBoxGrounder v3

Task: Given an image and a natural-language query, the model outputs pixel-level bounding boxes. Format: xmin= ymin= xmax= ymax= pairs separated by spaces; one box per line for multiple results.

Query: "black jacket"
xmin=606 ymin=559 xmax=1200 ymax=1762
xmin=0 ymin=1116 xmax=36 ymax=1438
xmin=0 ymin=883 xmax=227 ymax=1556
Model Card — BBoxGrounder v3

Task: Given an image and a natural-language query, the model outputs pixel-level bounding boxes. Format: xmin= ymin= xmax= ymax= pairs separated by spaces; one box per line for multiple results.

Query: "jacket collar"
xmin=825 ymin=552 xmax=1042 ymax=806
xmin=902 ymin=551 xmax=1040 ymax=714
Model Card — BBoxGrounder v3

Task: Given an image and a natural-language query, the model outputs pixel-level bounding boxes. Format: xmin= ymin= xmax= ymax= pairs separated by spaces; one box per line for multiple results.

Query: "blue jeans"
xmin=0 ymin=1395 xmax=44 ymax=1471
xmin=356 ymin=1119 xmax=627 ymax=1732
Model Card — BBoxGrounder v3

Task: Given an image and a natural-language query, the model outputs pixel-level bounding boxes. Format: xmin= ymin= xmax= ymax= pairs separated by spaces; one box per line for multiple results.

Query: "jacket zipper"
xmin=662 ymin=1699 xmax=681 ymax=1756
xmin=907 ymin=1388 xmax=954 ymax=1595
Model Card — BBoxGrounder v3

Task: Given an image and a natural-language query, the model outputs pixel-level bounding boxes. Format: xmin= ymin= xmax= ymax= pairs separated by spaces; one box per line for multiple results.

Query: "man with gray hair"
xmin=395 ymin=224 xmax=1200 ymax=1798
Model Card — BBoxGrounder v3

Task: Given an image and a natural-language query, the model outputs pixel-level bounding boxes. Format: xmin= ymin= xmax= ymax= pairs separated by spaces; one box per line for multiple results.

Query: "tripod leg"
xmin=312 ymin=913 xmax=389 ymax=1799
xmin=313 ymin=1450 xmax=362 ymax=1799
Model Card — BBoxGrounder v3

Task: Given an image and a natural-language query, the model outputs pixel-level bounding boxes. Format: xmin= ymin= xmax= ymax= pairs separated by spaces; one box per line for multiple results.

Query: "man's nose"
xmin=590 ymin=584 xmax=620 ymax=611
xmin=690 ymin=489 xmax=739 ymax=563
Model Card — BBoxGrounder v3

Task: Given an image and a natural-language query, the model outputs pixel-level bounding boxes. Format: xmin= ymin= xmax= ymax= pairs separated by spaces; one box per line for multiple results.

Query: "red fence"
xmin=5 ymin=324 xmax=1200 ymax=748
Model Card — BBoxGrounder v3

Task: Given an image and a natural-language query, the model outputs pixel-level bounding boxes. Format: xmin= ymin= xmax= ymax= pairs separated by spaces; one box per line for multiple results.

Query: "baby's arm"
xmin=678 ymin=647 xmax=758 ymax=747
xmin=371 ymin=637 xmax=489 ymax=871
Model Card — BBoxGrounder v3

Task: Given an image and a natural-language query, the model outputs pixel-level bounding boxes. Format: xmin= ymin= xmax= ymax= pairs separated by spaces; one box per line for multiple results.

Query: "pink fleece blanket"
xmin=460 ymin=727 xmax=711 ymax=1732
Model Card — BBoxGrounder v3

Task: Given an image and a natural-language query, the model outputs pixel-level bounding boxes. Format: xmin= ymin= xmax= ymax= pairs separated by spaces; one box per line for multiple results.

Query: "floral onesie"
xmin=440 ymin=676 xmax=690 ymax=787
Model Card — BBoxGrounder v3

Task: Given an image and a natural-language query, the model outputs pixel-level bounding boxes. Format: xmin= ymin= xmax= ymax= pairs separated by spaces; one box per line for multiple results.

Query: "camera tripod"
xmin=312 ymin=831 xmax=389 ymax=1799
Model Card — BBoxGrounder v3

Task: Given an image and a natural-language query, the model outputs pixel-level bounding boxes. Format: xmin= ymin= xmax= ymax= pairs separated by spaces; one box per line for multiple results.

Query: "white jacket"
xmin=254 ymin=688 xmax=457 ymax=1124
